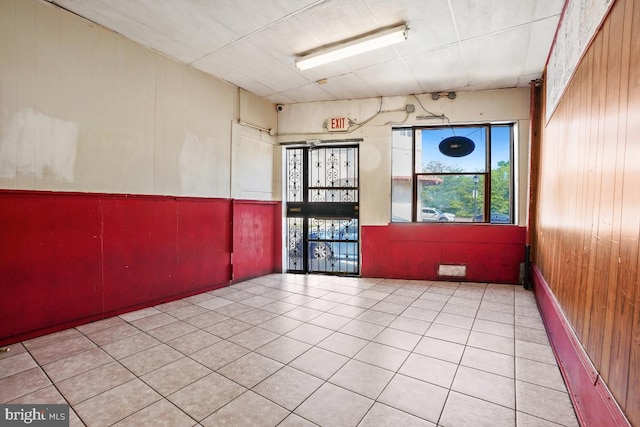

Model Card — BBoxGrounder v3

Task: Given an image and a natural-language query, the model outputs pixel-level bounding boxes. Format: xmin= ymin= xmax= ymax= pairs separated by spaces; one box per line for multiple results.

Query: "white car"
xmin=421 ymin=207 xmax=456 ymax=222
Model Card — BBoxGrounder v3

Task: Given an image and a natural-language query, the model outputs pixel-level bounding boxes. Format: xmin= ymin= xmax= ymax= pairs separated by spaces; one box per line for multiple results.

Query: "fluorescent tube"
xmin=295 ymin=25 xmax=408 ymax=71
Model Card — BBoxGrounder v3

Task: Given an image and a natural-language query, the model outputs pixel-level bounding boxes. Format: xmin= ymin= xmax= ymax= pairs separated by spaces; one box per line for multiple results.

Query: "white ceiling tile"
xmin=355 ymin=59 xmax=419 ymax=97
xmin=404 ymin=44 xmax=469 ymax=93
xmin=534 ymin=0 xmax=566 ymax=20
xmin=523 ymin=16 xmax=562 ymax=74
xmin=460 ymin=26 xmax=531 ymax=86
xmin=449 ymin=0 xmax=537 ymax=41
xmin=314 ymin=74 xmax=378 ymax=100
xmin=281 ymin=82 xmax=336 ymax=103
xmin=49 ymin=0 xmax=565 ymax=104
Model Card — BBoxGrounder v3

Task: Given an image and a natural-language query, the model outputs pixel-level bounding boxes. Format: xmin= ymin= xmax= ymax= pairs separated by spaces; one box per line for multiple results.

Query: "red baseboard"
xmin=531 ymin=265 xmax=631 ymax=427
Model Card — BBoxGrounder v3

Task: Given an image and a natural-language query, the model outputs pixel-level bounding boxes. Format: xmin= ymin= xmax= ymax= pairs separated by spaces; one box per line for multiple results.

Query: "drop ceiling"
xmin=48 ymin=0 xmax=565 ymax=105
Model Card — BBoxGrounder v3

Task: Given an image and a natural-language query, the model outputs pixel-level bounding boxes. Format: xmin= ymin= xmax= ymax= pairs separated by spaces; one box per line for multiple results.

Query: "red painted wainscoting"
xmin=232 ymin=200 xmax=282 ymax=283
xmin=532 ymin=265 xmax=632 ymax=427
xmin=0 ymin=190 xmax=281 ymax=346
xmin=362 ymin=223 xmax=526 ymax=284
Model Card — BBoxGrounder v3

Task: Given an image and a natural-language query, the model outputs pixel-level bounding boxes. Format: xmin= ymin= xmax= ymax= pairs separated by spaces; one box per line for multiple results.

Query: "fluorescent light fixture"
xmin=295 ymin=24 xmax=408 ymax=71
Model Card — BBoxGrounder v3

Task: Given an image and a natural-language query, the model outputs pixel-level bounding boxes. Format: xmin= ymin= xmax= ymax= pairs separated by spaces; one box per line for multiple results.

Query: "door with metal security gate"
xmin=285 ymin=145 xmax=359 ymax=275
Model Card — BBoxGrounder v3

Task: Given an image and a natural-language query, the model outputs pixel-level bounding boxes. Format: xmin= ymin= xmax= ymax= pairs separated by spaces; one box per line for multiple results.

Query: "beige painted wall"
xmin=0 ymin=0 xmax=279 ymax=199
xmin=277 ymin=89 xmax=531 ymax=225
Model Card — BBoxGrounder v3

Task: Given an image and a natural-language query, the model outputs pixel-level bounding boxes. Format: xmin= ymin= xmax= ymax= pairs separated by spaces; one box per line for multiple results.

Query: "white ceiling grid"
xmin=51 ymin=0 xmax=565 ymax=104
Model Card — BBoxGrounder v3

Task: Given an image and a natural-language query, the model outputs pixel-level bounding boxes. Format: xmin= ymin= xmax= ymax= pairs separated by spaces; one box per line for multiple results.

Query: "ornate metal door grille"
xmin=286 ymin=145 xmax=359 ymax=275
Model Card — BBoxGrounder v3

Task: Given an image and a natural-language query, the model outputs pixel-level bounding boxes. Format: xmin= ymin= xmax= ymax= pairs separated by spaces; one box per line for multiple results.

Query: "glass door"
xmin=285 ymin=145 xmax=359 ymax=275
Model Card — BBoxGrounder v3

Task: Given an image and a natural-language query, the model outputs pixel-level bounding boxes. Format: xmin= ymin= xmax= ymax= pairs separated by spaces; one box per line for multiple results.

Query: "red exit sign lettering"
xmin=328 ymin=117 xmax=349 ymax=132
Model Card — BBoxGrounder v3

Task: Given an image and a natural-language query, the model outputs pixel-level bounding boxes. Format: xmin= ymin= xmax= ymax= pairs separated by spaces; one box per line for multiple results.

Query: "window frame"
xmin=392 ymin=122 xmax=515 ymax=225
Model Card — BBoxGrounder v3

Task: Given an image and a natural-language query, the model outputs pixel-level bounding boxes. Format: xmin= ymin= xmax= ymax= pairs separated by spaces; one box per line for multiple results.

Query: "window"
xmin=391 ymin=124 xmax=514 ymax=224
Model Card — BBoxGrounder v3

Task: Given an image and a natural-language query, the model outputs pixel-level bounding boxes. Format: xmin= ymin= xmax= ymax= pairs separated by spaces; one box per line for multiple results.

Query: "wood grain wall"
xmin=535 ymin=0 xmax=640 ymax=424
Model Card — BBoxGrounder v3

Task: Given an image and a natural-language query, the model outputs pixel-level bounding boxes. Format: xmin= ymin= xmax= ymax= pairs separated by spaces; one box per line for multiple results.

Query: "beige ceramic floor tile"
xmin=118 ymin=307 xmax=162 ymax=322
xmin=339 ymin=319 xmax=385 ymax=340
xmin=146 ymin=321 xmax=198 ymax=342
xmin=76 ymin=317 xmax=127 ymax=335
xmin=398 ymin=353 xmax=458 ymax=388
xmin=467 ymin=331 xmax=514 ymax=355
xmin=8 ymin=384 xmax=66 ymax=404
xmin=516 ymin=380 xmax=579 ymax=426
xmin=285 ymin=324 xmax=333 ymax=345
xmin=201 ymin=391 xmax=288 ymax=427
xmin=354 ymin=342 xmax=410 ymax=371
xmin=461 ymin=346 xmax=515 ymax=378
xmin=29 ymin=336 xmax=97 ymax=365
xmin=255 ymin=336 xmax=311 ymax=364
xmin=373 ymin=328 xmax=421 ymax=351
xmin=253 ymin=366 xmax=323 ymax=411
xmin=204 ymin=318 xmax=252 ymax=339
xmin=130 ymin=313 xmax=179 ymax=332
xmin=141 ymin=357 xmax=211 ymax=396
xmin=85 ymin=324 xmax=141 ymax=346
xmin=74 ymin=379 xmax=161 ymax=426
xmin=277 ymin=413 xmax=319 ymax=427
xmin=451 ymin=366 xmax=515 ymax=409
xmin=358 ymin=403 xmax=436 ymax=427
xmin=329 ymin=359 xmax=394 ymax=399
xmin=165 ymin=329 xmax=220 ymax=355
xmin=119 ymin=344 xmax=183 ymax=376
xmin=515 ymin=357 xmax=566 ymax=391
xmin=377 ymin=374 xmax=448 ymax=424
xmin=113 ymin=398 xmax=194 ymax=427
xmin=387 ymin=316 xmax=431 ymax=335
xmin=167 ymin=372 xmax=245 ymax=421
xmin=0 ymin=368 xmax=52 ymax=403
xmin=190 ymin=340 xmax=249 ymax=370
xmin=439 ymin=391 xmax=515 ymax=427
xmin=424 ymin=323 xmax=470 ymax=345
xmin=317 ymin=332 xmax=368 ymax=357
xmin=0 ymin=352 xmax=38 ymax=380
xmin=100 ymin=332 xmax=161 ymax=360
xmin=227 ymin=327 xmax=280 ymax=350
xmin=23 ymin=329 xmax=84 ymax=351
xmin=413 ymin=337 xmax=465 ymax=364
xmin=289 ymin=347 xmax=349 ymax=380
xmin=295 ymin=383 xmax=373 ymax=427
xmin=217 ymin=352 xmax=283 ymax=388
xmin=57 ymin=362 xmax=135 ymax=404
xmin=43 ymin=348 xmax=114 ymax=382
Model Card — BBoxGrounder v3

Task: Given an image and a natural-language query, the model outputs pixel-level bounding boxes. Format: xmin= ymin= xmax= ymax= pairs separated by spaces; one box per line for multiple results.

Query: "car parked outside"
xmin=473 ymin=212 xmax=511 ymax=223
xmin=421 ymin=207 xmax=456 ymax=222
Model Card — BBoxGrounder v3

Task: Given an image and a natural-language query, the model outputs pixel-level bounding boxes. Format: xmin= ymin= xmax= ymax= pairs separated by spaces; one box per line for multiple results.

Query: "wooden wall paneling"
xmin=621 ymin=0 xmax=640 ymax=420
xmin=599 ymin=0 xmax=627 ymax=380
xmin=578 ymin=36 xmax=600 ymax=347
xmin=582 ymin=22 xmax=608 ymax=361
xmin=628 ymin=247 xmax=640 ymax=424
xmin=537 ymin=0 xmax=640 ymax=423
xmin=572 ymin=52 xmax=591 ymax=339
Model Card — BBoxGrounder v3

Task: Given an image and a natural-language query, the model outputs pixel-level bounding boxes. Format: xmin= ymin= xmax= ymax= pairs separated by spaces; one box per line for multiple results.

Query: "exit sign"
xmin=328 ymin=117 xmax=349 ymax=132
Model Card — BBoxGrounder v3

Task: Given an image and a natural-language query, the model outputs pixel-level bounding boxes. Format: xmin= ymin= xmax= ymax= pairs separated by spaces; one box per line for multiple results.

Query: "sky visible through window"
xmin=420 ymin=126 xmax=510 ymax=171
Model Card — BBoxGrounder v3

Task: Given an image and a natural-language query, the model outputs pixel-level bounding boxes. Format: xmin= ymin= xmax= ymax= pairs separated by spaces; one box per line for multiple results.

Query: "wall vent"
xmin=438 ymin=264 xmax=467 ymax=277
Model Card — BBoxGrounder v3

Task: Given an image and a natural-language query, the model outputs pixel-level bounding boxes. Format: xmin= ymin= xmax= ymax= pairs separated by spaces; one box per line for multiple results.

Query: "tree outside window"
xmin=391 ymin=124 xmax=513 ymax=224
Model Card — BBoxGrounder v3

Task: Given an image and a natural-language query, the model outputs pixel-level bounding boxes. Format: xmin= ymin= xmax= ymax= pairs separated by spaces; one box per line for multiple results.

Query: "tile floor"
xmin=0 ymin=274 xmax=579 ymax=427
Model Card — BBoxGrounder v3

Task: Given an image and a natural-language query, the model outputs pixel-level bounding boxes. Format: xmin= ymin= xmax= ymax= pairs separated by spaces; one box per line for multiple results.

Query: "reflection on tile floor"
xmin=0 ymin=274 xmax=579 ymax=427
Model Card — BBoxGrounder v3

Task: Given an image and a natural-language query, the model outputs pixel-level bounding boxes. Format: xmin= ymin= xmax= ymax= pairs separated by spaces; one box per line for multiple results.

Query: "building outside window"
xmin=391 ymin=124 xmax=514 ymax=224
